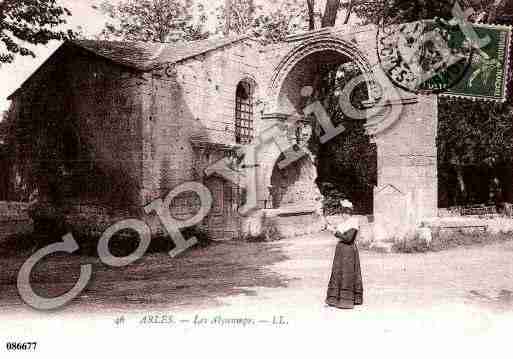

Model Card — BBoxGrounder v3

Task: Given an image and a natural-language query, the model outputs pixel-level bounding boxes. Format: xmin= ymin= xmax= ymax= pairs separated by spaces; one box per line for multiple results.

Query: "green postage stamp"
xmin=441 ymin=23 xmax=512 ymax=102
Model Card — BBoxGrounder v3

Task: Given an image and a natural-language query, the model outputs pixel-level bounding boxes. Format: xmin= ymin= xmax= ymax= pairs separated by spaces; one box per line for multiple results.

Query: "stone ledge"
xmin=262 ymin=203 xmax=320 ymax=217
xmin=369 ymin=241 xmax=394 ymax=253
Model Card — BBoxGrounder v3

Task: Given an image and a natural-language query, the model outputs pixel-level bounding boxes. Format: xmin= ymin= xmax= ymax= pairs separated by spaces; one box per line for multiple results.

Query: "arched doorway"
xmin=266 ymin=37 xmax=374 ymax=114
xmin=204 ymin=174 xmax=240 ymax=240
xmin=261 ymin=40 xmax=376 ymax=215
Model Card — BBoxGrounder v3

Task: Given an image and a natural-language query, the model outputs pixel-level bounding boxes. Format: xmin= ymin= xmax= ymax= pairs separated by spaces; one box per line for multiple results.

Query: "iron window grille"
xmin=235 ymin=82 xmax=254 ymax=144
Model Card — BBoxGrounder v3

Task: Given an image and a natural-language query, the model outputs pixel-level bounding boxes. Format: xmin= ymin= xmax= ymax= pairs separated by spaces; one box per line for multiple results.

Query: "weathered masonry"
xmin=9 ymin=24 xmax=437 ymax=240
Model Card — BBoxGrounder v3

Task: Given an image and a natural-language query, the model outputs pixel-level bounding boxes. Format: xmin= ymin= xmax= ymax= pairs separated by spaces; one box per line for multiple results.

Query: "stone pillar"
xmin=371 ymin=95 xmax=438 ymax=240
xmin=254 ymin=113 xmax=291 ymax=209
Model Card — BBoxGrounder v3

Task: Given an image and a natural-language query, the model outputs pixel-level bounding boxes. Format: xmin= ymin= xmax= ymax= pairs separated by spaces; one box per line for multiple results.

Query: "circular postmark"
xmin=376 ymin=1 xmax=475 ymax=94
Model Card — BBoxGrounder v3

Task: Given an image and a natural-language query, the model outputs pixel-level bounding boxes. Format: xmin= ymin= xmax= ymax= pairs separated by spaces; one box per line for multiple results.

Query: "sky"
xmin=0 ymin=0 xmax=114 ymax=112
xmin=0 ymin=0 xmax=223 ymax=113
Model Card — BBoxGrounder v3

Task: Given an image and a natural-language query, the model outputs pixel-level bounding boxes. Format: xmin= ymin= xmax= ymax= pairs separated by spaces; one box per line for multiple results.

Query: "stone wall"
xmin=0 ymin=202 xmax=32 ymax=239
xmin=140 ymin=39 xmax=264 ymax=204
xmin=258 ymin=25 xmax=439 ymax=241
xmin=12 ymin=44 xmax=145 ymax=210
xmin=9 ymin=28 xmax=440 ymax=242
xmin=373 ymin=96 xmax=438 ymax=238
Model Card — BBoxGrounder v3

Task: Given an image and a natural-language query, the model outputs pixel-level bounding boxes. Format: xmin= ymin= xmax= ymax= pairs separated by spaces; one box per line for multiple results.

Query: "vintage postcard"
xmin=0 ymin=1 xmax=512 ymax=358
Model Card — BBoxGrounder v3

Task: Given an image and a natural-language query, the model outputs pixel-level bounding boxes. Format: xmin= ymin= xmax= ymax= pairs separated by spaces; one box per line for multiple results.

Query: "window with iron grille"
xmin=235 ymin=82 xmax=254 ymax=144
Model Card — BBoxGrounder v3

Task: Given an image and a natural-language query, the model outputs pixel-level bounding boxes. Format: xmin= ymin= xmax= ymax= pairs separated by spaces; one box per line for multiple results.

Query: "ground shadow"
xmin=0 ymin=240 xmax=294 ymax=313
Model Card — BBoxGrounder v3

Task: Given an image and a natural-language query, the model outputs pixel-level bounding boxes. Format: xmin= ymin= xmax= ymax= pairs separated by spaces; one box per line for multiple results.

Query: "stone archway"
xmin=266 ymin=35 xmax=374 ymax=115
xmin=256 ymin=35 xmax=375 ymax=216
xmin=254 ymin=29 xmax=439 ymax=239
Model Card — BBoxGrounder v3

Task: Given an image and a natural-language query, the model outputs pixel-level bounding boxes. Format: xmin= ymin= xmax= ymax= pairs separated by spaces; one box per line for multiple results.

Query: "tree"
xmin=251 ymin=1 xmax=308 ymax=43
xmin=94 ymin=0 xmax=209 ymax=42
xmin=306 ymin=0 xmax=355 ymax=28
xmin=439 ymin=1 xmax=513 ymax=206
xmin=311 ymin=0 xmax=513 ymax=210
xmin=218 ymin=0 xmax=257 ymax=35
xmin=216 ymin=0 xmax=307 ymax=43
xmin=0 ymin=105 xmax=25 ymax=201
xmin=307 ymin=0 xmax=316 ymax=30
xmin=0 ymin=0 xmax=74 ymax=64
xmin=349 ymin=0 xmax=459 ymax=26
xmin=322 ymin=0 xmax=342 ymax=27
xmin=310 ymin=61 xmax=377 ymax=214
xmin=223 ymin=0 xmax=233 ymax=35
xmin=464 ymin=0 xmax=509 ymax=23
xmin=0 ymin=111 xmax=8 ymax=144
xmin=282 ymin=0 xmax=375 ymax=213
xmin=350 ymin=0 xmax=513 ymax=206
xmin=352 ymin=0 xmax=510 ymax=26
xmin=219 ymin=0 xmax=356 ymax=42
xmin=214 ymin=0 xmax=373 ymax=212
xmin=218 ymin=0 xmax=368 ymax=209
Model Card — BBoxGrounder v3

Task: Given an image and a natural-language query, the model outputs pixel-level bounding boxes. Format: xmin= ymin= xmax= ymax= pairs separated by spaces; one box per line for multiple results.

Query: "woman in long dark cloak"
xmin=325 ymin=206 xmax=363 ymax=310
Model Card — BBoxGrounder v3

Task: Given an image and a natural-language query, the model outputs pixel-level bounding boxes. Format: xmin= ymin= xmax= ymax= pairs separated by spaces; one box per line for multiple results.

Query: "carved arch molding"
xmin=265 ymin=35 xmax=375 ymax=114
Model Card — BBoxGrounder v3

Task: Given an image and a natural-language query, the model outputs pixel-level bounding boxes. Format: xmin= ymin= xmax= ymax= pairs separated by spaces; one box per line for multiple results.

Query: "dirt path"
xmin=1 ymin=232 xmax=513 ymax=358
xmin=0 ymin=232 xmax=512 ymax=320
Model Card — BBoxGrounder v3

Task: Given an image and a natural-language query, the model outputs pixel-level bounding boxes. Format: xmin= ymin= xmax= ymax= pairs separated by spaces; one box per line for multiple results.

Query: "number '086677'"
xmin=6 ymin=342 xmax=37 ymax=351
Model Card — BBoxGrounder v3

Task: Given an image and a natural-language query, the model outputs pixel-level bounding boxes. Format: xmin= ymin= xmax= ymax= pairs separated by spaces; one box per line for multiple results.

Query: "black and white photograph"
xmin=0 ymin=0 xmax=512 ymax=357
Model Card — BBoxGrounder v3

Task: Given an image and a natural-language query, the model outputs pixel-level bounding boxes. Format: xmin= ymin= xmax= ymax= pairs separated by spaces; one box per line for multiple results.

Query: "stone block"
xmin=369 ymin=241 xmax=394 ymax=253
xmin=416 ymin=227 xmax=433 ymax=246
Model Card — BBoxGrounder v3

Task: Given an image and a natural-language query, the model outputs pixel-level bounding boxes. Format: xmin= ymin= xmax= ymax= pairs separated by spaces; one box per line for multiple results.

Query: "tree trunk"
xmin=456 ymin=166 xmax=466 ymax=206
xmin=322 ymin=0 xmax=341 ymax=27
xmin=224 ymin=0 xmax=233 ymax=36
xmin=307 ymin=0 xmax=316 ymax=30
xmin=342 ymin=0 xmax=354 ymax=24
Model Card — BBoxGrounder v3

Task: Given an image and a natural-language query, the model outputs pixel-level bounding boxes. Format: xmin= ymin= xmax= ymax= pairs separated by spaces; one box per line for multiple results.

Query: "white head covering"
xmin=336 ymin=216 xmax=360 ymax=234
xmin=340 ymin=199 xmax=353 ymax=209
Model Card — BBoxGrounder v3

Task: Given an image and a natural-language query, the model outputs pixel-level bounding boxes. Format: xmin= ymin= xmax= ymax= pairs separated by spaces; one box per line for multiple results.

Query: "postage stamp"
xmin=440 ymin=23 xmax=512 ymax=102
xmin=377 ymin=19 xmax=475 ymax=95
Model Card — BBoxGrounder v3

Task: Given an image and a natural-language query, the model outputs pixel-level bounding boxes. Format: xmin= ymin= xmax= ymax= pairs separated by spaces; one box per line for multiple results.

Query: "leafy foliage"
xmin=352 ymin=0 xmax=463 ymax=26
xmin=50 ymin=0 xmax=513 ymax=211
xmin=215 ymin=0 xmax=258 ymax=35
xmin=0 ymin=111 xmax=8 ymax=143
xmin=320 ymin=182 xmax=348 ymax=215
xmin=251 ymin=0 xmax=309 ymax=43
xmin=353 ymin=0 xmax=507 ymax=25
xmin=353 ymin=0 xmax=513 ymax=206
xmin=311 ymin=62 xmax=376 ymax=214
xmin=0 ymin=0 xmax=74 ymax=63
xmin=217 ymin=0 xmax=355 ymax=44
xmin=94 ymin=0 xmax=210 ymax=42
xmin=215 ymin=0 xmax=309 ymax=43
xmin=438 ymin=99 xmax=513 ymax=168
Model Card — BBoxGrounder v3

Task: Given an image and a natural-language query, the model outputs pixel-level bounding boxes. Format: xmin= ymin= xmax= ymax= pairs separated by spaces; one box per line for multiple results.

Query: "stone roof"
xmin=8 ymin=35 xmax=251 ymax=99
xmin=71 ymin=34 xmax=251 ymax=71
